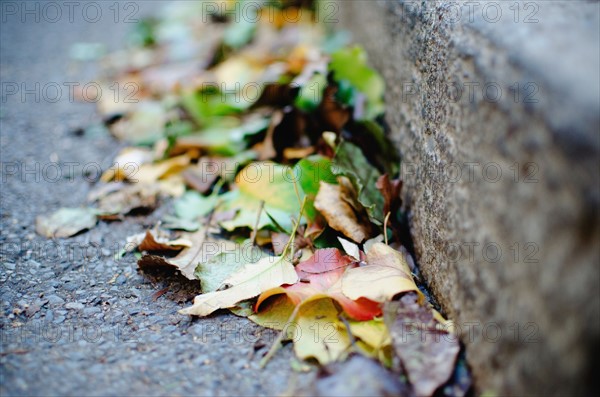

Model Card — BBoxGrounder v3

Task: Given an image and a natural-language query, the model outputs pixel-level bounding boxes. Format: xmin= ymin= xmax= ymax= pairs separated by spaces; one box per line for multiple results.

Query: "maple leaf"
xmin=257 ymin=248 xmax=381 ymax=321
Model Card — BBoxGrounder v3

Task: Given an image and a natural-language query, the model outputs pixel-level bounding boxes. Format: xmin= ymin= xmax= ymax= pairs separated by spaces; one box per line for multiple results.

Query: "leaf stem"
xmin=260 ymin=303 xmax=301 ymax=368
xmin=250 ymin=200 xmax=265 ymax=246
xmin=383 ymin=211 xmax=391 ymax=245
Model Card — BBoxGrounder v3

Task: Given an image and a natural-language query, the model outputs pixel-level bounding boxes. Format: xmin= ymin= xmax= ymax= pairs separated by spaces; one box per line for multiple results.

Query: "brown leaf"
xmin=314 ymin=181 xmax=371 ymax=243
xmin=132 ymin=230 xmax=192 ymax=252
xmin=137 ymin=231 xmax=239 ymax=280
xmin=317 ymin=84 xmax=351 ymax=133
xmin=385 ymin=293 xmax=460 ymax=397
xmin=376 ymin=174 xmax=403 ymax=218
xmin=182 ymin=158 xmax=221 ymax=194
xmin=256 ymin=110 xmax=283 ymax=161
xmin=96 ymin=183 xmax=159 ymax=215
xmin=293 ymin=354 xmax=413 ymax=397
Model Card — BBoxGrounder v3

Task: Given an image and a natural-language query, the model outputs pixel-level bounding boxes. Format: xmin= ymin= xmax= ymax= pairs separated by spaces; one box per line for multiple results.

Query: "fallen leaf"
xmin=161 ymin=215 xmax=201 ymax=232
xmin=179 ymin=254 xmax=298 ymax=316
xmin=35 ymin=208 xmax=97 ymax=238
xmin=337 ymin=237 xmax=360 ymax=260
xmin=257 ymin=248 xmax=381 ymax=320
xmin=341 ymin=242 xmax=418 ymax=303
xmin=173 ymin=191 xmax=217 ymax=221
xmin=290 ymin=298 xmax=351 ymax=365
xmin=136 ymin=154 xmax=191 ymax=185
xmin=385 ymin=293 xmax=460 ymax=397
xmin=138 ymin=229 xmax=219 ymax=279
xmin=376 ymin=173 xmax=403 ymax=221
xmin=363 ymin=234 xmax=384 ymax=253
xmin=181 ymin=157 xmax=230 ymax=194
xmin=314 ymin=181 xmax=370 ymax=243
xmin=100 ymin=147 xmax=154 ymax=183
xmin=292 ymin=354 xmax=411 ymax=397
xmin=95 ymin=183 xmax=159 ymax=215
xmin=331 ymin=140 xmax=383 ymax=223
xmin=194 ymin=241 xmax=268 ymax=293
xmin=329 ymin=46 xmax=385 ymax=120
xmin=219 ymin=162 xmax=302 ymax=232
xmin=109 ymin=100 xmax=167 ymax=144
xmin=127 ymin=230 xmax=192 ymax=252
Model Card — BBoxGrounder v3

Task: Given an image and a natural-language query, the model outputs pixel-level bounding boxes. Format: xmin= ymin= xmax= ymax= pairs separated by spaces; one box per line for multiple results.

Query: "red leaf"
xmin=256 ymin=248 xmax=381 ymax=320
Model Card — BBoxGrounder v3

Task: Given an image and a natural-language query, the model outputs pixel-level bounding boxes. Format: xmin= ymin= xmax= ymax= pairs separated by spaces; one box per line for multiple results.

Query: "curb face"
xmin=337 ymin=1 xmax=600 ymax=395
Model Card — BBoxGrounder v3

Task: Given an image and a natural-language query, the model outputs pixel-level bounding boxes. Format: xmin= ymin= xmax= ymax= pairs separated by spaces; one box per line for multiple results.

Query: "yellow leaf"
xmin=290 ymin=298 xmax=351 ymax=365
xmin=136 ymin=154 xmax=191 ymax=185
xmin=341 ymin=243 xmax=418 ymax=302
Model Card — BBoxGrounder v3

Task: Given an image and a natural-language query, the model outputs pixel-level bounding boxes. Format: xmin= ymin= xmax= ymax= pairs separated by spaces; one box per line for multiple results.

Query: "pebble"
xmin=65 ymin=302 xmax=84 ymax=310
xmin=47 ymin=295 xmax=65 ymax=305
xmin=53 ymin=315 xmax=66 ymax=324
xmin=83 ymin=307 xmax=101 ymax=316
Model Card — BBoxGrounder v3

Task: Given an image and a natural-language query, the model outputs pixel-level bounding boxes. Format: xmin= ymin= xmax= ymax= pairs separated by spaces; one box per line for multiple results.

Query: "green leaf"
xmin=174 ymin=191 xmax=217 ymax=220
xmin=161 ymin=215 xmax=201 ymax=232
xmin=332 ymin=140 xmax=383 ymax=223
xmin=220 ymin=162 xmax=303 ymax=231
xmin=195 ymin=240 xmax=268 ymax=293
xmin=329 ymin=46 xmax=385 ymax=119
xmin=293 ymin=155 xmax=337 ymax=222
xmin=294 ymin=73 xmax=326 ymax=112
xmin=223 ymin=3 xmax=257 ymax=49
xmin=181 ymin=89 xmax=245 ymax=127
xmin=294 ymin=155 xmax=338 ymax=195
xmin=174 ymin=116 xmax=270 ymax=156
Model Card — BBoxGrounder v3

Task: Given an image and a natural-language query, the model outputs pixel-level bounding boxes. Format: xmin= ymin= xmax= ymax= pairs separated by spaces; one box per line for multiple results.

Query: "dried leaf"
xmin=337 ymin=237 xmax=360 ymax=260
xmin=194 ymin=241 xmax=268 ymax=293
xmin=376 ymin=173 xmax=403 ymax=219
xmin=341 ymin=242 xmax=418 ymax=303
xmin=95 ymin=183 xmax=159 ymax=215
xmin=257 ymin=248 xmax=381 ymax=321
xmin=35 ymin=208 xmax=97 ymax=238
xmin=138 ymin=229 xmax=213 ymax=279
xmin=109 ymin=101 xmax=167 ymax=144
xmin=127 ymin=230 xmax=192 ymax=252
xmin=314 ymin=181 xmax=370 ymax=243
xmin=219 ymin=162 xmax=302 ymax=232
xmin=331 ymin=140 xmax=383 ymax=223
xmin=136 ymin=154 xmax=191 ymax=185
xmin=291 ymin=298 xmax=351 ymax=365
xmin=385 ymin=293 xmax=460 ymax=397
xmin=179 ymin=255 xmax=298 ymax=316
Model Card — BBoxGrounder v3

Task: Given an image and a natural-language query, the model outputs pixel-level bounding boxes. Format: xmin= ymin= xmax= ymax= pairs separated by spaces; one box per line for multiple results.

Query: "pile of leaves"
xmin=37 ymin=1 xmax=470 ymax=395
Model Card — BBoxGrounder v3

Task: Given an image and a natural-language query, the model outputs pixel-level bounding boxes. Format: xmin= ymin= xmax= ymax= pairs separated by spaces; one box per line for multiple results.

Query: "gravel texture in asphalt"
xmin=0 ymin=3 xmax=308 ymax=395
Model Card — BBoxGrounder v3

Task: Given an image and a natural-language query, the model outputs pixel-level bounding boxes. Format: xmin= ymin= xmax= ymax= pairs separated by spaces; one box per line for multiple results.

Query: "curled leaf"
xmin=314 ymin=181 xmax=370 ymax=243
